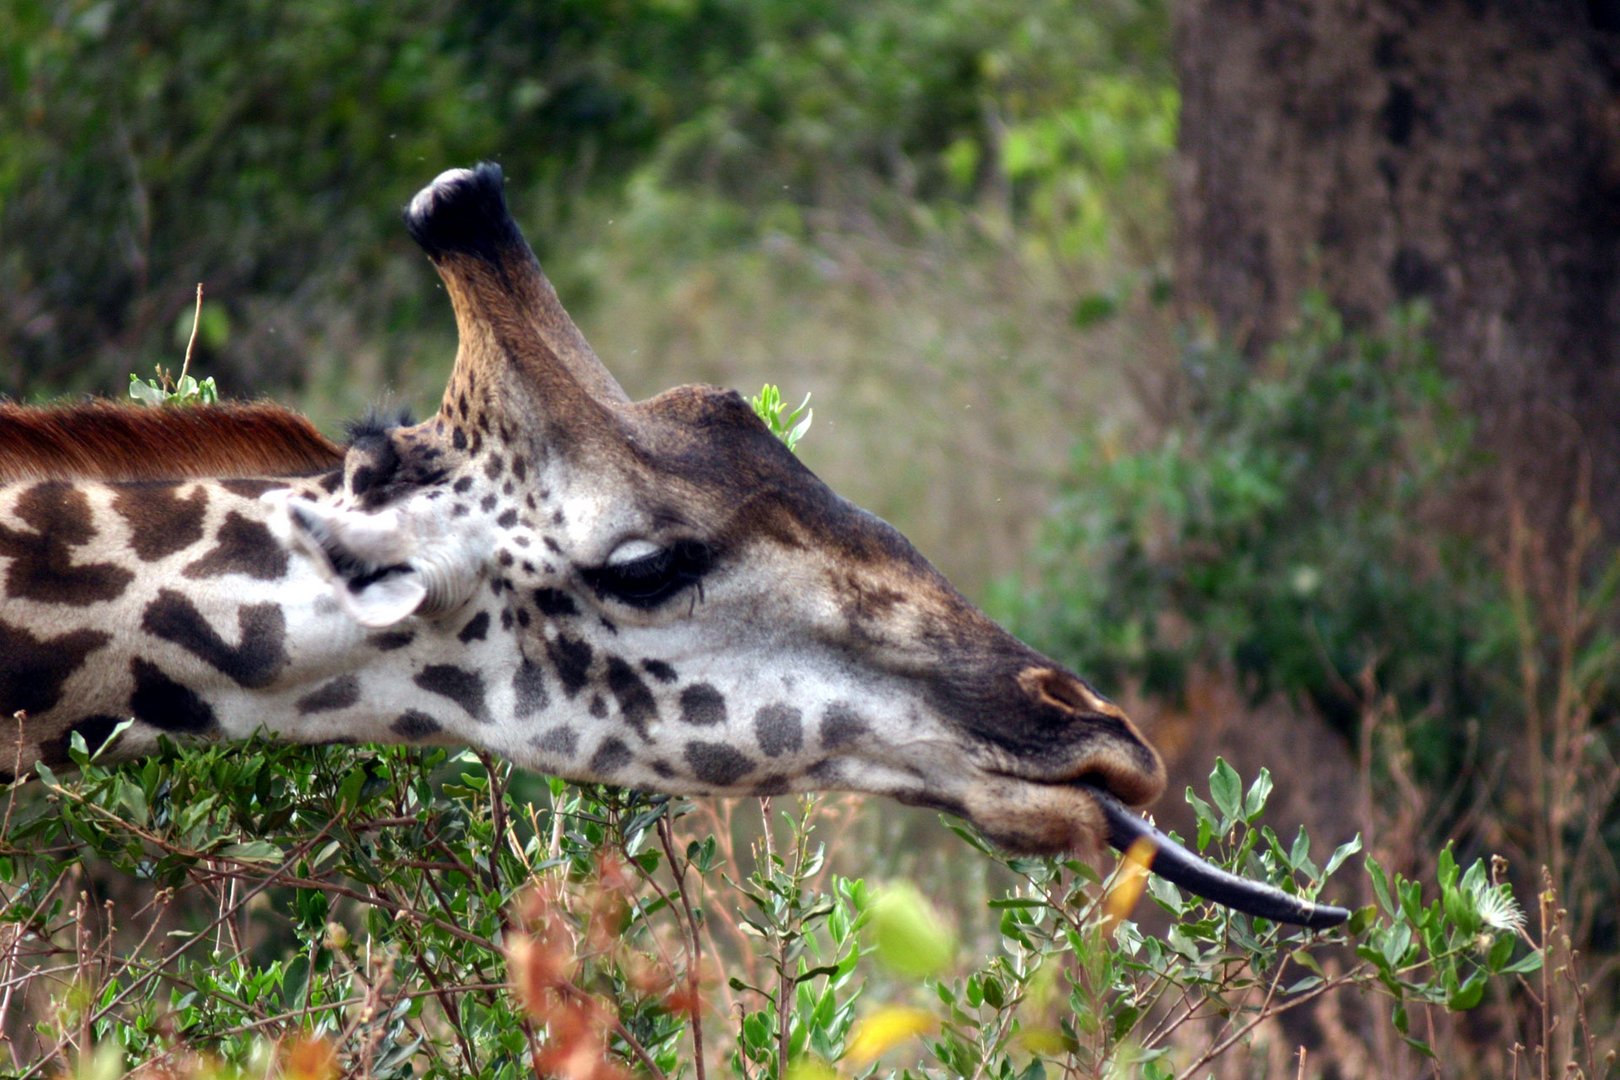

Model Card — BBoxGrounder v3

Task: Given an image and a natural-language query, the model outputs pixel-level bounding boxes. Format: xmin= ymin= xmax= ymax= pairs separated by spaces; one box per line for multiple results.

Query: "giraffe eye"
xmin=584 ymin=539 xmax=713 ymax=609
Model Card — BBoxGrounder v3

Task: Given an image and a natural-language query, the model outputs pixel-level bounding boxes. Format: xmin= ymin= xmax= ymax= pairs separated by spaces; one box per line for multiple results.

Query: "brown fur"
xmin=0 ymin=401 xmax=344 ymax=483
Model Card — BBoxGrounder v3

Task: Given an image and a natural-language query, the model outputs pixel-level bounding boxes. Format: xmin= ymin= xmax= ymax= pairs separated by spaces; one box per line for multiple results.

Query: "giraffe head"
xmin=266 ymin=163 xmax=1165 ymax=857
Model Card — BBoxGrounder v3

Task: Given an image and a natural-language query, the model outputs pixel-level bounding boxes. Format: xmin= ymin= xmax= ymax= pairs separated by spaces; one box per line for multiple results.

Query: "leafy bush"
xmin=991 ymin=296 xmax=1620 ymax=1074
xmin=1 ymin=730 xmax=1545 ymax=1078
xmin=993 ymin=295 xmax=1501 ymax=741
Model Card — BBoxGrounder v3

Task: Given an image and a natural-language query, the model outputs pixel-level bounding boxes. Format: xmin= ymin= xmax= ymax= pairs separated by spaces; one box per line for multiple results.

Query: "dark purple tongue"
xmin=1085 ymin=784 xmax=1350 ymax=930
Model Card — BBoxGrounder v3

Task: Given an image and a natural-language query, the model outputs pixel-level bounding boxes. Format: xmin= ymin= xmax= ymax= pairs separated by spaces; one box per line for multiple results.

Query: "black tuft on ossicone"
xmin=403 ymin=162 xmax=524 ymax=263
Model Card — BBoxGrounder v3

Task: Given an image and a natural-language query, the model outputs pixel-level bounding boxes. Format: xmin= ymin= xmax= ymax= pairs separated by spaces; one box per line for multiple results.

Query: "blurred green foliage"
xmin=994 ymin=295 xmax=1504 ymax=746
xmin=0 ymin=0 xmax=1169 ymax=401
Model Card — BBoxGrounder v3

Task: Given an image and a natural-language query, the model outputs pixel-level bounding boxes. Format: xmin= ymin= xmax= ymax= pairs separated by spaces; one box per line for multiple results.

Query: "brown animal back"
xmin=0 ymin=400 xmax=345 ymax=483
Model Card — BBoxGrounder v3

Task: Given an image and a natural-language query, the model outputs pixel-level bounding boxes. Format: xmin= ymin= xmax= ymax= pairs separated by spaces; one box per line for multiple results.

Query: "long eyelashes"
xmin=582 ymin=540 xmax=714 ymax=610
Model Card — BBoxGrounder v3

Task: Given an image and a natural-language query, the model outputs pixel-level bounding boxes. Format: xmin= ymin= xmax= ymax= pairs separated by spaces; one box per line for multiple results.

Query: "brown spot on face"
xmin=370 ymin=630 xmax=415 ymax=651
xmin=297 ymin=675 xmax=361 ymax=715
xmin=589 ymin=736 xmax=632 ymax=775
xmin=0 ymin=619 xmax=112 ymax=718
xmin=513 ymin=656 xmax=549 ymax=717
xmin=685 ymin=741 xmax=752 ymax=787
xmin=533 ymin=588 xmax=577 ymax=617
xmin=113 ymin=483 xmax=209 ymax=560
xmin=820 ymin=705 xmax=868 ymax=750
xmin=392 ymin=710 xmax=442 ymax=739
xmin=678 ymin=683 xmax=726 ymax=726
xmin=642 ymin=659 xmax=678 ymax=684
xmin=535 ymin=725 xmax=577 ymax=757
xmin=547 ymin=634 xmax=592 ymax=696
xmin=604 ymin=657 xmax=657 ymax=738
xmin=182 ymin=511 xmax=288 ymax=581
xmin=755 ymin=704 xmax=803 ymax=757
xmin=413 ymin=664 xmax=488 ymax=721
xmin=0 ymin=483 xmax=135 ymax=605
xmin=457 ymin=611 xmax=491 ymax=643
xmin=141 ymin=591 xmax=290 ymax=688
xmin=752 ymin=774 xmax=791 ymax=796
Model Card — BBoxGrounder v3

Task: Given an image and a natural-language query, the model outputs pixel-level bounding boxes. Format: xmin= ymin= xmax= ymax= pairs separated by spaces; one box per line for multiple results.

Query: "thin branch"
xmin=659 ymin=816 xmax=707 ymax=1080
xmin=179 ymin=283 xmax=203 ymax=387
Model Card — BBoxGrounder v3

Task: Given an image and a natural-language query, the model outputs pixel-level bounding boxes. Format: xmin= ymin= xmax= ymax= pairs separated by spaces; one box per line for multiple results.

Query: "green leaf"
xmin=1241 ymin=768 xmax=1273 ymax=822
xmin=1446 ymin=970 xmax=1487 ymax=1011
xmin=1322 ymin=834 xmax=1362 ymax=879
xmin=1208 ymin=758 xmax=1241 ymax=824
xmin=217 ymin=841 xmax=284 ymax=864
xmin=1501 ymin=951 xmax=1545 ymax=976
xmin=1436 ymin=843 xmax=1458 ymax=889
xmin=128 ymin=376 xmax=168 ymax=405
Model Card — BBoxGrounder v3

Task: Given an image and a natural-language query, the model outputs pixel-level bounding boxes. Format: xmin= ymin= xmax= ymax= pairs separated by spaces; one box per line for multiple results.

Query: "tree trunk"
xmin=1174 ymin=0 xmax=1620 ymax=539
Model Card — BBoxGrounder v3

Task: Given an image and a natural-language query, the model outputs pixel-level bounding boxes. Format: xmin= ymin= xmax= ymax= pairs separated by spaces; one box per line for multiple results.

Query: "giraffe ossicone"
xmin=0 ymin=163 xmax=1345 ymax=928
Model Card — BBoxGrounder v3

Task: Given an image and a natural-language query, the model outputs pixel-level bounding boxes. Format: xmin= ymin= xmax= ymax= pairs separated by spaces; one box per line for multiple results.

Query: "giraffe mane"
xmin=0 ymin=400 xmax=345 ymax=483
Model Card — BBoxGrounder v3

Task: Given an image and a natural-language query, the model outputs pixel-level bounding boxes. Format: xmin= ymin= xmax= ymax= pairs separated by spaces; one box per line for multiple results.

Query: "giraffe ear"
xmin=263 ymin=492 xmax=482 ymax=629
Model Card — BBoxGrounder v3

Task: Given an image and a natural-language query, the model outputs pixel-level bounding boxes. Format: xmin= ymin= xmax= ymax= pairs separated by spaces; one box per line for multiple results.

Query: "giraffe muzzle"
xmin=1082 ymin=783 xmax=1351 ymax=929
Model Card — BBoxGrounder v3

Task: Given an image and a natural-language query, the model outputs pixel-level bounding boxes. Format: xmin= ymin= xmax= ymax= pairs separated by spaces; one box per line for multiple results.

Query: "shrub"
xmin=0 ymin=736 xmax=1544 ymax=1078
xmin=992 ymin=295 xmax=1502 ymax=747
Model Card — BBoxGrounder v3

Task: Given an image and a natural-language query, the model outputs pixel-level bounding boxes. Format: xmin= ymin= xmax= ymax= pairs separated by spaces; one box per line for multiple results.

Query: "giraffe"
xmin=0 ymin=164 xmax=1345 ymax=929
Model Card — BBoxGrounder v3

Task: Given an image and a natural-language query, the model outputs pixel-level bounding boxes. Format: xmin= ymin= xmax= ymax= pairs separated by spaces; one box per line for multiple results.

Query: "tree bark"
xmin=1174 ymin=0 xmax=1620 ymax=539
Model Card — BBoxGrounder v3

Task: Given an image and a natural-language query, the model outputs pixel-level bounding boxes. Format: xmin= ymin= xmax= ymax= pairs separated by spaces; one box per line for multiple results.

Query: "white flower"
xmin=1472 ymin=882 xmax=1526 ymax=934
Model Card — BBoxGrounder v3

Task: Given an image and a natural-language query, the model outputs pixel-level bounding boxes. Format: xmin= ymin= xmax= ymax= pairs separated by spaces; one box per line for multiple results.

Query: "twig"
xmin=1175 ymin=976 xmax=1349 ymax=1080
xmin=659 ymin=815 xmax=708 ymax=1080
xmin=180 ymin=283 xmax=203 ymax=388
xmin=19 ymin=826 xmax=334 ymax=1078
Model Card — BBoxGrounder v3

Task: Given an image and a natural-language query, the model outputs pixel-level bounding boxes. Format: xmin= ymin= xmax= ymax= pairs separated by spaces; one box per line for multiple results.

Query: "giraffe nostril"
xmin=1018 ymin=667 xmax=1116 ymax=718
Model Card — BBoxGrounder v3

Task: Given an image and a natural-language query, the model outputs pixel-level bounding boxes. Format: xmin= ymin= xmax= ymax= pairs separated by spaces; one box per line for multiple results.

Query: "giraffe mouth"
xmin=1077 ymin=782 xmax=1350 ymax=930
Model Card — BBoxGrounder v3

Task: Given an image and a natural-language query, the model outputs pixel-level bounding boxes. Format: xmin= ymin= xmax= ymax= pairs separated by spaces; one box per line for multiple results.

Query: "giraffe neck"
xmin=0 ymin=474 xmax=525 ymax=779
